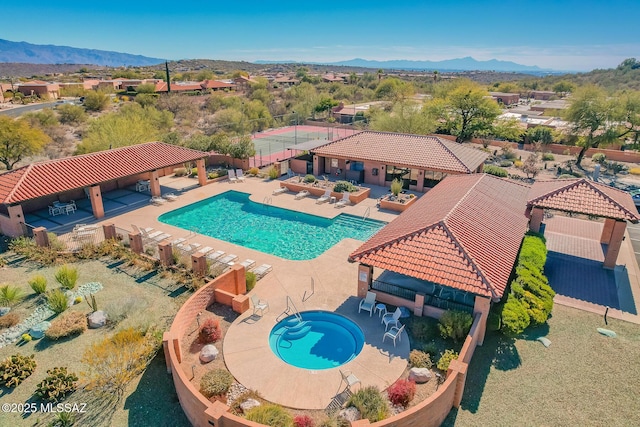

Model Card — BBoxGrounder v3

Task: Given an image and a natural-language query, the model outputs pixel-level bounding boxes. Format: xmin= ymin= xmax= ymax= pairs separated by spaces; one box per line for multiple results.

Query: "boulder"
xmin=338 ymin=406 xmax=360 ymax=422
xmin=87 ymin=310 xmax=107 ymax=329
xmin=0 ymin=307 xmax=10 ymax=316
xmin=240 ymin=398 xmax=260 ymax=412
xmin=29 ymin=321 xmax=51 ymax=339
xmin=408 ymin=367 xmax=432 ymax=384
xmin=199 ymin=344 xmax=219 ymax=363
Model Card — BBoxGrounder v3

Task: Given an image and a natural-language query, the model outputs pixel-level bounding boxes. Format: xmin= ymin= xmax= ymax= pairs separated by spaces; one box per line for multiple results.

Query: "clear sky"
xmin=2 ymin=1 xmax=638 ymax=71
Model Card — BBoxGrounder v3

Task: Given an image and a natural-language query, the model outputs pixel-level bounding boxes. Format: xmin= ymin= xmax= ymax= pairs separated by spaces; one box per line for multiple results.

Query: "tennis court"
xmin=249 ymin=125 xmax=359 ymax=168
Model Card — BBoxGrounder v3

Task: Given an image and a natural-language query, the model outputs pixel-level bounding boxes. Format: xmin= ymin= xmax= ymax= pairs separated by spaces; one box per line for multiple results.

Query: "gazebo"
xmin=0 ymin=142 xmax=209 ymax=237
xmin=527 ymin=178 xmax=640 ymax=268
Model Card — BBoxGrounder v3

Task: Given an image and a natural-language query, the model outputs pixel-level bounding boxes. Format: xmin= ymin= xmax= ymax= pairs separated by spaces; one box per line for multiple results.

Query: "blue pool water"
xmin=158 ymin=190 xmax=385 ymax=260
xmin=269 ymin=311 xmax=365 ymax=370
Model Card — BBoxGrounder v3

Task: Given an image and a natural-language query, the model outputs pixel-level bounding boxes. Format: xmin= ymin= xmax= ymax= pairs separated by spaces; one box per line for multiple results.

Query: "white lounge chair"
xmin=206 ymin=250 xmax=225 ymax=261
xmin=358 ymin=291 xmax=377 ymax=317
xmin=163 ymin=193 xmax=178 ymax=201
xmin=72 ymin=224 xmax=98 ymax=240
xmin=316 ymin=189 xmax=332 ymax=204
xmin=236 ymin=169 xmax=246 ymax=182
xmin=252 ymin=264 xmax=272 ymax=278
xmin=382 ymin=307 xmax=402 ymax=331
xmin=383 ymin=324 xmax=405 ymax=347
xmin=197 ymin=246 xmax=214 ymax=255
xmin=240 ymin=259 xmax=256 ymax=269
xmin=228 ymin=169 xmax=238 ymax=183
xmin=340 ymin=370 xmax=361 ymax=391
xmin=335 ymin=192 xmax=351 ymax=208
xmin=273 ymin=186 xmax=288 ymax=196
xmin=177 ymin=242 xmax=200 ymax=253
xmin=251 ymin=295 xmax=269 ymax=316
xmin=150 ymin=196 xmax=166 ymax=205
xmin=171 ymin=237 xmax=187 ymax=245
xmin=218 ymin=254 xmax=238 ymax=265
xmin=146 ymin=230 xmax=164 ymax=240
xmin=152 ymin=233 xmax=172 ymax=242
xmin=295 ymin=190 xmax=310 ymax=200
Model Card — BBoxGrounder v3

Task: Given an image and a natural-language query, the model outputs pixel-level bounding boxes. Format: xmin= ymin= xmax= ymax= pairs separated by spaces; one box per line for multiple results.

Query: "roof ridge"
xmin=3 ymin=165 xmax=33 ymax=204
xmin=442 ymin=174 xmax=486 ymax=222
xmin=436 ymin=137 xmax=472 ymax=173
xmin=528 ymin=178 xmax=580 ymax=204
xmin=583 ymin=179 xmax=639 ymax=220
xmin=439 ymin=220 xmax=498 ymax=299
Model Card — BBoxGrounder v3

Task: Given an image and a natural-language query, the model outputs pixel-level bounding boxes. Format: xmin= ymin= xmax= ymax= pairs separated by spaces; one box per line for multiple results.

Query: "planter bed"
xmin=379 ymin=195 xmax=418 ymax=212
xmin=281 ymin=178 xmax=371 ymax=204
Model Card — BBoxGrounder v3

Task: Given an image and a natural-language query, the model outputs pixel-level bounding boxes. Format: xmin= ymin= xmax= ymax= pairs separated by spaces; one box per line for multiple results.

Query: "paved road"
xmin=0 ymin=99 xmax=79 ymax=117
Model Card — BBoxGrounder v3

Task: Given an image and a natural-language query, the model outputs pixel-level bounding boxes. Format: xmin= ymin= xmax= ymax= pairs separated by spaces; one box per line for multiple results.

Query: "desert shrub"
xmin=591 ymin=152 xmax=606 ymax=164
xmin=513 ymin=160 xmax=523 ymax=168
xmin=437 ymin=349 xmax=459 ymax=372
xmin=483 ymin=165 xmax=508 ymax=177
xmin=317 ymin=418 xmax=350 ymax=427
xmin=408 ymin=316 xmax=433 ymax=341
xmin=390 ymin=178 xmax=403 ymax=196
xmin=246 ymin=271 xmax=257 ymax=292
xmin=173 ymin=167 xmax=188 ymax=177
xmin=303 ymin=174 xmax=316 ymax=183
xmin=387 ymin=378 xmax=416 ymax=407
xmin=558 ymin=173 xmax=577 ymax=179
xmin=22 ymin=333 xmax=32 ymax=342
xmin=103 ymin=297 xmax=148 ymax=326
xmin=333 ymin=180 xmax=357 ymax=193
xmin=500 ymin=160 xmax=514 ymax=167
xmin=249 ymin=167 xmax=260 ymax=175
xmin=0 ymin=312 xmax=19 ymax=329
xmin=518 ymin=235 xmax=547 ymax=270
xmin=0 ymin=354 xmax=37 ymax=387
xmin=34 ymin=367 xmax=78 ymax=402
xmin=501 ymin=142 xmax=516 ymax=159
xmin=501 ymin=295 xmax=530 ymax=336
xmin=82 ymin=327 xmax=160 ymax=395
xmin=0 ymin=284 xmax=23 ymax=306
xmin=246 ymin=404 xmax=293 ymax=427
xmin=55 ymin=265 xmax=78 ymax=290
xmin=294 ymin=414 xmax=315 ymax=427
xmin=268 ymin=166 xmax=280 ymax=179
xmin=346 ymin=386 xmax=389 ymax=422
xmin=409 ymin=349 xmax=432 ymax=368
xmin=49 ymin=412 xmax=76 ymax=427
xmin=74 ymin=296 xmax=82 ymax=305
xmin=29 ymin=275 xmax=48 ymax=294
xmin=629 ymin=167 xmax=640 ymax=175
xmin=191 ymin=167 xmax=198 ymax=176
xmin=46 ymin=289 xmax=69 ymax=314
xmin=199 ymin=318 xmax=222 ymax=344
xmin=45 ymin=311 xmax=87 ymax=340
xmin=200 ymin=369 xmax=234 ymax=398
xmin=438 ymin=310 xmax=473 ymax=342
xmin=541 ymin=153 xmax=555 ymax=161
xmin=422 ymin=342 xmax=439 ymax=358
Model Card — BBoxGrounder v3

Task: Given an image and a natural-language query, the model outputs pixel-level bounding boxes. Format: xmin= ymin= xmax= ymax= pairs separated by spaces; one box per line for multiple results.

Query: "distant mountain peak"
xmin=322 ymin=57 xmax=545 ymax=72
xmin=0 ymin=39 xmax=164 ymax=67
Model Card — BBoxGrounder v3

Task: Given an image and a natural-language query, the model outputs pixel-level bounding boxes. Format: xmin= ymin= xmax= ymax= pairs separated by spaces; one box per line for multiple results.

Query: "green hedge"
xmin=483 ymin=165 xmax=508 ymax=177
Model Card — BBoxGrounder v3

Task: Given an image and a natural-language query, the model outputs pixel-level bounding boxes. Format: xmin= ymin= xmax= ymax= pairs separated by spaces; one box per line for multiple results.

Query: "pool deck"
xmin=101 ymin=176 xmax=411 ymax=409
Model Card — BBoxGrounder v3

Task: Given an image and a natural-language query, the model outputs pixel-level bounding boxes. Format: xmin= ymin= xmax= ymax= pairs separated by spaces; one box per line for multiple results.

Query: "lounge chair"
xmin=152 ymin=233 xmax=171 ymax=242
xmin=358 ymin=291 xmax=377 ymax=317
xmin=383 ymin=324 xmax=405 ymax=347
xmin=163 ymin=193 xmax=178 ymax=201
xmin=197 ymin=246 xmax=214 ymax=255
xmin=252 ymin=264 xmax=272 ymax=278
xmin=177 ymin=242 xmax=200 ymax=253
xmin=273 ymin=186 xmax=288 ymax=196
xmin=236 ymin=169 xmax=246 ymax=182
xmin=171 ymin=237 xmax=187 ymax=245
xmin=251 ymin=295 xmax=269 ymax=316
xmin=145 ymin=230 xmax=164 ymax=240
xmin=295 ymin=190 xmax=310 ymax=200
xmin=72 ymin=224 xmax=98 ymax=240
xmin=218 ymin=254 xmax=238 ymax=265
xmin=316 ymin=189 xmax=332 ymax=204
xmin=382 ymin=307 xmax=402 ymax=331
xmin=340 ymin=370 xmax=360 ymax=391
xmin=335 ymin=192 xmax=351 ymax=208
xmin=239 ymin=259 xmax=256 ymax=269
xmin=206 ymin=250 xmax=225 ymax=261
xmin=150 ymin=196 xmax=166 ymax=205
xmin=228 ymin=169 xmax=238 ymax=183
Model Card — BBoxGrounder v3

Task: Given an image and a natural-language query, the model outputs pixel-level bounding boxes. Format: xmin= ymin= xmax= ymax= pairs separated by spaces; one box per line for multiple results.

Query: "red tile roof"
xmin=350 ymin=174 xmax=531 ymax=298
xmin=313 ymin=131 xmax=488 ymax=173
xmin=201 ymin=80 xmax=236 ymax=89
xmin=528 ymin=178 xmax=640 ymax=222
xmin=0 ymin=142 xmax=207 ymax=204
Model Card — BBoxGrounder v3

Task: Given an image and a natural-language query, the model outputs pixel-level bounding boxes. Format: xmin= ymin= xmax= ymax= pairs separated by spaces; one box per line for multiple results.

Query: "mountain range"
xmin=0 ymin=39 xmax=164 ymax=67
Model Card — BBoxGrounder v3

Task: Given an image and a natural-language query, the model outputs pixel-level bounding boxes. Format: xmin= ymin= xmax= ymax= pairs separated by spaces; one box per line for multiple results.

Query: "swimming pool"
xmin=269 ymin=311 xmax=364 ymax=370
xmin=158 ymin=190 xmax=385 ymax=260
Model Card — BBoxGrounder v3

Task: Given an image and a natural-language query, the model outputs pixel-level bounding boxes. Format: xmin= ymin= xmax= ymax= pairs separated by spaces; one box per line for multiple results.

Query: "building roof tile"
xmin=0 ymin=142 xmax=207 ymax=204
xmin=350 ymin=174 xmax=530 ymax=298
xmin=313 ymin=131 xmax=488 ymax=173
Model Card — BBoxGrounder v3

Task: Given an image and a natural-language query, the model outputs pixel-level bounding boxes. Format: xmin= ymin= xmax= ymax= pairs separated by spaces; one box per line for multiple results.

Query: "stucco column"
xmin=102 ymin=223 xmax=116 ymax=240
xmin=448 ymin=359 xmax=469 ymax=408
xmin=88 ymin=185 xmax=104 ymax=219
xmin=529 ymin=207 xmax=544 ymax=233
xmin=129 ymin=231 xmax=143 ymax=254
xmin=191 ymin=252 xmax=207 ymax=277
xmin=4 ymin=204 xmax=25 ymax=237
xmin=473 ymin=296 xmax=491 ymax=346
xmin=149 ymin=170 xmax=161 ymax=197
xmin=414 ymin=293 xmax=425 ymax=317
xmin=204 ymin=401 xmax=230 ymax=427
xmin=600 ymin=218 xmax=616 ymax=244
xmin=603 ymin=220 xmax=627 ymax=269
xmin=313 ymin=155 xmax=320 ymax=176
xmin=378 ymin=165 xmax=386 ymax=186
xmin=357 ymin=264 xmax=373 ymax=299
xmin=196 ymin=158 xmax=207 ymax=186
xmin=158 ymin=241 xmax=173 ymax=267
xmin=416 ymin=170 xmax=425 ymax=192
xmin=33 ymin=227 xmax=50 ymax=247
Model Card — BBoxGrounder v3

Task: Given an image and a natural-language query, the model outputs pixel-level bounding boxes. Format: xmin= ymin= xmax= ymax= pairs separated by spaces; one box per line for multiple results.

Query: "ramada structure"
xmin=311 ymin=131 xmax=488 ymax=192
xmin=0 ymin=142 xmax=208 ymax=237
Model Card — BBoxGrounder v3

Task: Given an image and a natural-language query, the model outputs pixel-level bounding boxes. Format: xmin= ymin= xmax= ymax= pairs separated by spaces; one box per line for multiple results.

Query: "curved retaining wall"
xmin=165 ymin=278 xmax=484 ymax=427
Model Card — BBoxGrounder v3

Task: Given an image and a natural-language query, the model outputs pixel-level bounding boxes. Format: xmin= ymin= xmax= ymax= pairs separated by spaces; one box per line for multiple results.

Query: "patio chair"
xmin=228 ymin=169 xmax=238 ymax=183
xmin=340 ymin=370 xmax=361 ymax=391
xmin=171 ymin=237 xmax=187 ymax=245
xmin=316 ymin=189 xmax=332 ymax=204
xmin=197 ymin=246 xmax=214 ymax=255
xmin=383 ymin=324 xmax=405 ymax=347
xmin=206 ymin=250 xmax=225 ymax=261
xmin=152 ymin=233 xmax=172 ymax=242
xmin=358 ymin=291 xmax=377 ymax=317
xmin=295 ymin=190 xmax=310 ymax=200
xmin=218 ymin=253 xmax=239 ymax=266
xmin=240 ymin=259 xmax=256 ymax=269
xmin=236 ymin=169 xmax=246 ymax=182
xmin=150 ymin=196 xmax=166 ymax=205
xmin=382 ymin=307 xmax=402 ymax=331
xmin=163 ymin=192 xmax=178 ymax=201
xmin=251 ymin=295 xmax=269 ymax=316
xmin=48 ymin=205 xmax=63 ymax=216
xmin=252 ymin=264 xmax=272 ymax=278
xmin=273 ymin=186 xmax=289 ymax=196
xmin=334 ymin=192 xmax=351 ymax=208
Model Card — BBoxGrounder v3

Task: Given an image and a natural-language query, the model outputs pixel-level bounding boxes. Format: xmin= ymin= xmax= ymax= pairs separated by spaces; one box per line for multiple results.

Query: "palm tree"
xmin=377 ymin=69 xmax=384 ymax=82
